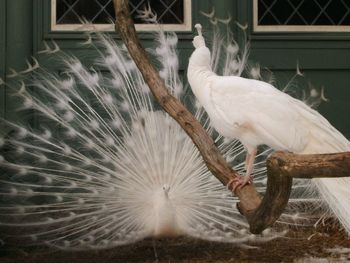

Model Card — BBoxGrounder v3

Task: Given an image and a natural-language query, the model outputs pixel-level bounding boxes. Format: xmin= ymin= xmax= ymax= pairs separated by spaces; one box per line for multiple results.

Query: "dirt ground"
xmin=1 ymin=222 xmax=350 ymax=263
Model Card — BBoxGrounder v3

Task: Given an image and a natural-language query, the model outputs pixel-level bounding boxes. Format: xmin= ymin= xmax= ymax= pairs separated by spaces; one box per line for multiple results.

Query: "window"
xmin=51 ymin=0 xmax=192 ymax=31
xmin=253 ymin=0 xmax=350 ymax=32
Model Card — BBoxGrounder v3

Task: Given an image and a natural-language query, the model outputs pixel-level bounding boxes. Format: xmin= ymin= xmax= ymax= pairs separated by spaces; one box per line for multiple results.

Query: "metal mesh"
xmin=258 ymin=0 xmax=350 ymax=25
xmin=56 ymin=0 xmax=184 ymax=24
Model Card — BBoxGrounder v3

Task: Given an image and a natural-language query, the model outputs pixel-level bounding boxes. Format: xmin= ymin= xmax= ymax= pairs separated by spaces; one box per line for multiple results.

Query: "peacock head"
xmin=192 ymin=24 xmax=206 ymax=49
xmin=162 ymin=184 xmax=171 ymax=197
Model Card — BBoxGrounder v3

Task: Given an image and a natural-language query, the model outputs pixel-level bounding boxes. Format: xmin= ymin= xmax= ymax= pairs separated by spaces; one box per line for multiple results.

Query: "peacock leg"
xmin=227 ymin=148 xmax=256 ymax=191
xmin=245 ymin=152 xmax=250 ymax=170
xmin=245 ymin=148 xmax=257 ymax=180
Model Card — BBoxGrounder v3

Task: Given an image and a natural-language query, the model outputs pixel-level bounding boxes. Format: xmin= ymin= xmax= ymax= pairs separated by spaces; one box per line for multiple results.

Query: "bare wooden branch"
xmin=243 ymin=160 xmax=293 ymax=234
xmin=246 ymin=151 xmax=350 ymax=234
xmin=268 ymin=151 xmax=350 ymax=179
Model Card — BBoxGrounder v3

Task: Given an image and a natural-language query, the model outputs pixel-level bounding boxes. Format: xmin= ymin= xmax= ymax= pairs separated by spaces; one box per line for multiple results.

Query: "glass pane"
xmin=258 ymin=0 xmax=350 ymax=26
xmin=56 ymin=0 xmax=184 ymax=25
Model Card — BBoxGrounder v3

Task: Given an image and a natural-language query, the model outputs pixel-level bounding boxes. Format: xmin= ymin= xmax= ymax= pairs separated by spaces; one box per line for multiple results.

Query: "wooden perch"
xmin=247 ymin=151 xmax=350 ymax=233
xmin=113 ymin=0 xmax=350 ymax=235
xmin=268 ymin=151 xmax=350 ymax=179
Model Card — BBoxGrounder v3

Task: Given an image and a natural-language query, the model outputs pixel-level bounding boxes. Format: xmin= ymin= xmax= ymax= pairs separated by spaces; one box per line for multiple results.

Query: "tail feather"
xmin=296 ymin=98 xmax=350 ymax=153
xmin=314 ymin=178 xmax=350 ymax=234
xmin=298 ymin=102 xmax=350 ymax=234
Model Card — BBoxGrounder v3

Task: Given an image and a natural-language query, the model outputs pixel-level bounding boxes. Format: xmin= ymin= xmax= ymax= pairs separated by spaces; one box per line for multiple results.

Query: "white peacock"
xmin=0 ymin=13 xmax=329 ymax=250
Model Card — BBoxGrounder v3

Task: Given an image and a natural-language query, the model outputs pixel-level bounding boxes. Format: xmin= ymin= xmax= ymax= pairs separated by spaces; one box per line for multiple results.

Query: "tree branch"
xmin=268 ymin=151 xmax=350 ymax=179
xmin=246 ymin=151 xmax=350 ymax=234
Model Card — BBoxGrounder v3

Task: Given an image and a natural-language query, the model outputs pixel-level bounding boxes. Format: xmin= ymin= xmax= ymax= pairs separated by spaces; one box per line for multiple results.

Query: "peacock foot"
xmin=227 ymin=175 xmax=253 ymax=192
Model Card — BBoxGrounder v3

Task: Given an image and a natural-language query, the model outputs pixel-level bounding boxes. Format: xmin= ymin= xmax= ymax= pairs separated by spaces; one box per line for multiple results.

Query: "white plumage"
xmin=188 ymin=24 xmax=350 ymax=234
xmin=0 ymin=27 xmax=287 ymax=249
xmin=0 ymin=17 xmax=343 ymax=250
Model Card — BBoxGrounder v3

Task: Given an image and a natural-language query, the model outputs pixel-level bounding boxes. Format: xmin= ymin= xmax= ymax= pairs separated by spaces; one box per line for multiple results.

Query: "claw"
xmin=227 ymin=175 xmax=253 ymax=192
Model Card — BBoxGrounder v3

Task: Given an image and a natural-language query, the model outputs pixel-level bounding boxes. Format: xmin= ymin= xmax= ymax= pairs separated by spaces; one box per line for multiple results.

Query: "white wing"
xmin=209 ymin=76 xmax=310 ymax=152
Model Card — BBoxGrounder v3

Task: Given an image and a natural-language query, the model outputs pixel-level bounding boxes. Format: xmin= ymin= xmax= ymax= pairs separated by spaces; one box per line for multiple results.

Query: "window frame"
xmin=51 ymin=0 xmax=192 ymax=32
xmin=253 ymin=0 xmax=350 ymax=33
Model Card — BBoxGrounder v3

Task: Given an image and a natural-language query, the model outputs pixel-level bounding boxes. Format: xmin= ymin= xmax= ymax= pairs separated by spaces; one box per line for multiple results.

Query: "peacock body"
xmin=188 ymin=23 xmax=350 ymax=234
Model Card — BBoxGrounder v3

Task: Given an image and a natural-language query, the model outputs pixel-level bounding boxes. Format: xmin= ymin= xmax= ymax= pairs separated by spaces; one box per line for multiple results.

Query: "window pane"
xmin=258 ymin=0 xmax=350 ymax=26
xmin=56 ymin=0 xmax=184 ymax=25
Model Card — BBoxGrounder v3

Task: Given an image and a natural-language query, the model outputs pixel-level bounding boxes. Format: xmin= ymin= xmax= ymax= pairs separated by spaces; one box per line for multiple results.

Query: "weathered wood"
xmin=246 ymin=151 xmax=350 ymax=234
xmin=246 ymin=152 xmax=350 ymax=234
xmin=245 ymin=156 xmax=293 ymax=233
xmin=113 ymin=0 xmax=261 ymax=214
xmin=268 ymin=151 xmax=350 ymax=179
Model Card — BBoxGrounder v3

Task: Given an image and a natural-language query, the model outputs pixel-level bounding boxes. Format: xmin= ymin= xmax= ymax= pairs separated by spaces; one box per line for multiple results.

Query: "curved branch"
xmin=244 ymin=156 xmax=293 ymax=234
xmin=246 ymin=151 xmax=350 ymax=234
xmin=268 ymin=151 xmax=350 ymax=179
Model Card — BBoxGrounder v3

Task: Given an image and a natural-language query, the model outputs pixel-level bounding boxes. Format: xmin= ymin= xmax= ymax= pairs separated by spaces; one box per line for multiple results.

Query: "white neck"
xmin=187 ymin=46 xmax=216 ymax=97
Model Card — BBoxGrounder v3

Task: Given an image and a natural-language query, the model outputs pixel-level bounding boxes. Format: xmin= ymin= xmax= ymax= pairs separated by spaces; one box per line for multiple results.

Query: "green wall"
xmin=0 ymin=0 xmax=6 ymax=122
xmin=1 ymin=0 xmax=34 ymax=135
